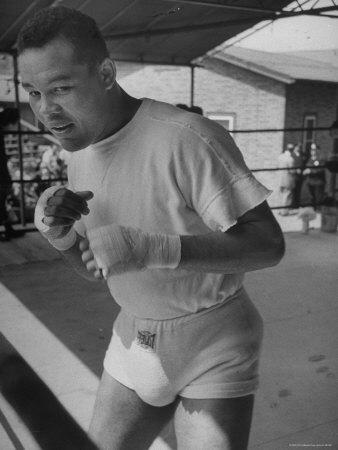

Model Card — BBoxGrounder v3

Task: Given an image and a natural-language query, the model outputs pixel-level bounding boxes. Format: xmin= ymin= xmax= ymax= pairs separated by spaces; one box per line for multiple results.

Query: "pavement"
xmin=0 ymin=210 xmax=337 ymax=450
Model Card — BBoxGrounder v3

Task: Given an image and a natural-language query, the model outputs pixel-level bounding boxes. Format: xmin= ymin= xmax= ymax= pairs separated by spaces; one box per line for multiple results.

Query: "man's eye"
xmin=29 ymin=91 xmax=40 ymax=98
xmin=54 ymin=86 xmax=71 ymax=94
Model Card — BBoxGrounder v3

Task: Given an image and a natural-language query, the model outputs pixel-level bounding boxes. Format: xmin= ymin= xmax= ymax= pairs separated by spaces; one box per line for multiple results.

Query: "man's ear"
xmin=99 ymin=58 xmax=116 ymax=90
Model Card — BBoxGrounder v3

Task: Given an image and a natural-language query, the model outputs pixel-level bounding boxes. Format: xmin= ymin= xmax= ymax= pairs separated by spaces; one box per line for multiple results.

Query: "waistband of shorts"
xmin=119 ymin=287 xmax=245 ymax=331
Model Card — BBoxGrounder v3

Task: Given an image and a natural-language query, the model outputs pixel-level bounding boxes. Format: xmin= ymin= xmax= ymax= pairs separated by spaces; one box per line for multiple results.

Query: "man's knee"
xmin=174 ymin=395 xmax=254 ymax=450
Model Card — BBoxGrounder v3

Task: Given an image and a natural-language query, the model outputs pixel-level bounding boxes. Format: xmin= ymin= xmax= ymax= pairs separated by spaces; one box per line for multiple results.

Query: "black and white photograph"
xmin=0 ymin=1 xmax=337 ymax=449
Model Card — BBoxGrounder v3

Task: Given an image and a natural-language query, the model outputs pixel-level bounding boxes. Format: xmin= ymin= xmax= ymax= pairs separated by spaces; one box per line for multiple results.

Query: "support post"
xmin=327 ymin=86 xmax=338 ymax=200
xmin=329 ymin=130 xmax=338 ymax=200
xmin=12 ymin=50 xmax=26 ymax=226
xmin=190 ymin=65 xmax=195 ymax=108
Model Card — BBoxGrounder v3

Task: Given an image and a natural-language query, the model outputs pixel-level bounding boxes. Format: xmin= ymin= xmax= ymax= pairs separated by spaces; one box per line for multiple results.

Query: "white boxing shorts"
xmin=103 ymin=288 xmax=263 ymax=407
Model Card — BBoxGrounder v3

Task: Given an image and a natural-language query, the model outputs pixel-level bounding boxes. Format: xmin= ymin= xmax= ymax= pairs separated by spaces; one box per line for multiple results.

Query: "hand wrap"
xmin=87 ymin=224 xmax=181 ymax=277
xmin=34 ymin=186 xmax=77 ymax=251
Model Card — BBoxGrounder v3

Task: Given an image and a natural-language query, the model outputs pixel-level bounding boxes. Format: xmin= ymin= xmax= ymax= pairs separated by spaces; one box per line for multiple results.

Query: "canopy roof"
xmin=200 ymin=47 xmax=338 ymax=84
xmin=1 ymin=0 xmax=295 ymax=65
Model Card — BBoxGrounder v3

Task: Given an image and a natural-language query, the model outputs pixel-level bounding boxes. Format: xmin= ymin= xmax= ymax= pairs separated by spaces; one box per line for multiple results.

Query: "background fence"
xmin=2 ymin=125 xmax=337 ymax=229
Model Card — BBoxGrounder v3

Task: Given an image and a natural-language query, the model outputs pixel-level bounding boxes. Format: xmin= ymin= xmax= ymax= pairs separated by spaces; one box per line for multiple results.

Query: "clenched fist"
xmin=35 ymin=186 xmax=93 ymax=251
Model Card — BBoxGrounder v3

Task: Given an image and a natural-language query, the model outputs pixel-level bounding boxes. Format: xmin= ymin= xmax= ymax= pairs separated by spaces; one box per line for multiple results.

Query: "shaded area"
xmin=0 ymin=333 xmax=98 ymax=450
xmin=0 ymin=0 xmax=294 ymax=64
xmin=0 ymin=258 xmax=119 ymax=377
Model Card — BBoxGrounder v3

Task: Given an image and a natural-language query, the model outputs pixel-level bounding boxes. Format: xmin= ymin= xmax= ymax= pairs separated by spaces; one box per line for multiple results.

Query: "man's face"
xmin=19 ymin=38 xmax=112 ymax=151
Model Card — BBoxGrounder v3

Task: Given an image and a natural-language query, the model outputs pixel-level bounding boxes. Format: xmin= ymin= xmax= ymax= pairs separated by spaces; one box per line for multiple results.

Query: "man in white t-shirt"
xmin=18 ymin=7 xmax=285 ymax=450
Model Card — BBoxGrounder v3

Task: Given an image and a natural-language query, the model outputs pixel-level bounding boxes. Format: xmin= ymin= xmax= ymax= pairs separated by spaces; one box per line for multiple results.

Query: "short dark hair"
xmin=17 ymin=6 xmax=109 ymax=66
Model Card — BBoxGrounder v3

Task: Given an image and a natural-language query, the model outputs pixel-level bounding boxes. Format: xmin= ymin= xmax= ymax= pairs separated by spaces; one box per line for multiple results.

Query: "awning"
xmin=0 ymin=0 xmax=294 ymax=65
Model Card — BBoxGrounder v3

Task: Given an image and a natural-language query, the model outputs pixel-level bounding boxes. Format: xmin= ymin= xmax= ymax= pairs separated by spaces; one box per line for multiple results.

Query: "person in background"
xmin=303 ymin=143 xmax=326 ymax=210
xmin=291 ymin=142 xmax=307 ymax=208
xmin=0 ymin=108 xmax=26 ymax=241
xmin=278 ymin=143 xmax=296 ymax=216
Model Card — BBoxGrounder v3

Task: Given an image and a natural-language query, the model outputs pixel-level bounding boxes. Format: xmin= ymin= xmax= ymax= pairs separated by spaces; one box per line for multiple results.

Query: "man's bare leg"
xmin=174 ymin=395 xmax=254 ymax=450
xmin=89 ymin=370 xmax=176 ymax=450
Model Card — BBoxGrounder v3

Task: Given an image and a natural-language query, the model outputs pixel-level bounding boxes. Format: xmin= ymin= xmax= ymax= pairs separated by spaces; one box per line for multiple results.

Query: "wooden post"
xmin=12 ymin=50 xmax=26 ymax=226
xmin=190 ymin=65 xmax=195 ymax=108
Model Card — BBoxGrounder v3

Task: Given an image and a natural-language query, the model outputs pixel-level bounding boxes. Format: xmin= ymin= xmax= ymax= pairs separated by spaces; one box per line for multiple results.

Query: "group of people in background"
xmin=8 ymin=144 xmax=69 ymax=223
xmin=1 ymin=104 xmax=69 ymax=235
xmin=0 ymin=108 xmax=26 ymax=240
xmin=278 ymin=141 xmax=326 ymax=215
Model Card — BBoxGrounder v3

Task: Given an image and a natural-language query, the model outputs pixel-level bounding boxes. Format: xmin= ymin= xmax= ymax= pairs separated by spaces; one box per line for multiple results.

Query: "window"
xmin=207 ymin=113 xmax=235 ymax=134
xmin=303 ymin=114 xmax=316 ymax=157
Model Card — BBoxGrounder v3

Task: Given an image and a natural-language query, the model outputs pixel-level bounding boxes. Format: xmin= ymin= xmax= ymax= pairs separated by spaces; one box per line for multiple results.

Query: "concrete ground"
xmin=0 ymin=211 xmax=337 ymax=449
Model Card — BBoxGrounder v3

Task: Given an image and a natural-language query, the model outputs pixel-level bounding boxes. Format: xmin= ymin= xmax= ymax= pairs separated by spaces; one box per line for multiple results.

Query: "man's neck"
xmin=108 ymin=87 xmax=142 ymax=136
xmin=97 ymin=87 xmax=142 ymax=142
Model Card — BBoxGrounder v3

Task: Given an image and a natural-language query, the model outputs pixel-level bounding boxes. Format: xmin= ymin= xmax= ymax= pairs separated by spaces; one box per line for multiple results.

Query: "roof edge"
xmin=198 ymin=53 xmax=295 ymax=84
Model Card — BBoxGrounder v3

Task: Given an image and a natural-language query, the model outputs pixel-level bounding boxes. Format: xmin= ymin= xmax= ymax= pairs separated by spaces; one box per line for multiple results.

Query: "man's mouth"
xmin=50 ymin=123 xmax=74 ymax=134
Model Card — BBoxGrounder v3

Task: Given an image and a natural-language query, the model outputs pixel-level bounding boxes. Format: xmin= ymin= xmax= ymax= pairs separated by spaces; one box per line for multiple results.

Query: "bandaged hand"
xmin=34 ymin=186 xmax=93 ymax=251
xmin=86 ymin=224 xmax=181 ymax=277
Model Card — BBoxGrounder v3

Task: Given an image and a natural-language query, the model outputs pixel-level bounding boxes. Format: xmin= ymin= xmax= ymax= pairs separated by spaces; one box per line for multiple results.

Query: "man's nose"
xmin=38 ymin=95 xmax=61 ymax=116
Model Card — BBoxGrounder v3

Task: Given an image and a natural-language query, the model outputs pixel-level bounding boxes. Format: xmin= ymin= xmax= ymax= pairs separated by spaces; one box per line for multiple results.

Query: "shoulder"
xmin=144 ymin=99 xmax=242 ymax=168
xmin=144 ymin=98 xmax=228 ymax=142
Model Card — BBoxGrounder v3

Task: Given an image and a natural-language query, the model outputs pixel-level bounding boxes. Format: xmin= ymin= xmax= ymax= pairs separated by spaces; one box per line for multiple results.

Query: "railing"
xmin=2 ymin=126 xmax=337 ymax=230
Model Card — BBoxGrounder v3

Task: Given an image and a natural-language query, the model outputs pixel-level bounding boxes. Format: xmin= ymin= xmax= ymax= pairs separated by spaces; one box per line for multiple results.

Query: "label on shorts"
xmin=137 ymin=330 xmax=156 ymax=351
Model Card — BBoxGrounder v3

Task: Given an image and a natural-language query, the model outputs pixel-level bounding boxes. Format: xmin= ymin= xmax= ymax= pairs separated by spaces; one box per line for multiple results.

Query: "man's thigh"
xmin=89 ymin=370 xmax=176 ymax=450
xmin=174 ymin=395 xmax=254 ymax=450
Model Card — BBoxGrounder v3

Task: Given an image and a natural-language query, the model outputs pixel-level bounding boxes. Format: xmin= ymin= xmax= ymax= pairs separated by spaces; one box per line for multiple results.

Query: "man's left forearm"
xmin=179 ymin=228 xmax=284 ymax=274
xmin=179 ymin=202 xmax=285 ymax=274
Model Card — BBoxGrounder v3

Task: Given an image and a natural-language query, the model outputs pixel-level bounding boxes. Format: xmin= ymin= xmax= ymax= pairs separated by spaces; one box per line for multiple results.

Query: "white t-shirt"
xmin=68 ymin=98 xmax=271 ymax=319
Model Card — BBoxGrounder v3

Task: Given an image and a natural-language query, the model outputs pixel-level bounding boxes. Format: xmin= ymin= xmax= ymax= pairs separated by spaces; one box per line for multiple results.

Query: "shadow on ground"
xmin=0 ymin=259 xmax=119 ymax=377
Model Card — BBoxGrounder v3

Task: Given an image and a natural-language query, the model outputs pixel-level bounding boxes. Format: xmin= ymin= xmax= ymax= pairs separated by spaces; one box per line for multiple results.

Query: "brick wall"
xmin=118 ymin=65 xmax=192 ymax=106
